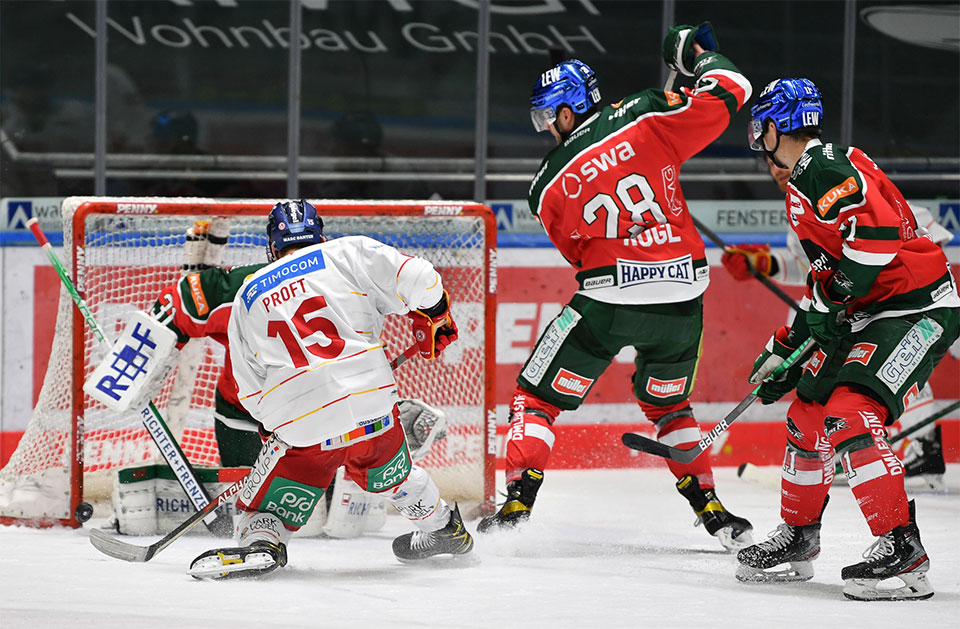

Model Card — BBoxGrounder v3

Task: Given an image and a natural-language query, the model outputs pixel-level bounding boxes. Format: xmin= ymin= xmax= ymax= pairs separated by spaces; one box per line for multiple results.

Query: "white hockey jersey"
xmin=228 ymin=235 xmax=444 ymax=448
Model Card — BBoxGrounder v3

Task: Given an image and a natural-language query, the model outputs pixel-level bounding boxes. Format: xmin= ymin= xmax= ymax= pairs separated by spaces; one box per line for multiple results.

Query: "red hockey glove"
xmin=407 ymin=290 xmax=458 ymax=360
xmin=721 ymin=243 xmax=773 ymax=281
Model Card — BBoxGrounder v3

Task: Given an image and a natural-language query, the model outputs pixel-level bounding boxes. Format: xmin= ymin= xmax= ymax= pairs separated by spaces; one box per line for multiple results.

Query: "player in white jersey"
xmin=188 ymin=200 xmax=473 ymax=579
xmin=722 ymin=155 xmax=957 ymax=491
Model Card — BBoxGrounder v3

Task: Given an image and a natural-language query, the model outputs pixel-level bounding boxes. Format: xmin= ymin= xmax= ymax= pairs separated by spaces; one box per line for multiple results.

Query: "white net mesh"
xmin=0 ymin=198 xmax=494 ymax=524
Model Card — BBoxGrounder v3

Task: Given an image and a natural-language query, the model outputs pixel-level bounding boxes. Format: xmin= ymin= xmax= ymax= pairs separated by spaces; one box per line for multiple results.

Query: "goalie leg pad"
xmin=321 ymin=467 xmax=387 ymax=539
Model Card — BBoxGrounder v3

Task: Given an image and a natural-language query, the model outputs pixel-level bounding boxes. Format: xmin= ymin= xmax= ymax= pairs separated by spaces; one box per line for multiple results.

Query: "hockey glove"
xmin=662 ymin=22 xmax=718 ymax=77
xmin=407 ymin=290 xmax=458 ymax=360
xmin=755 ymin=369 xmax=802 ymax=405
xmin=807 ymin=277 xmax=852 ymax=346
xmin=721 ymin=243 xmax=774 ymax=281
xmin=750 ymin=326 xmax=799 ymax=384
xmin=750 ymin=326 xmax=809 ymax=405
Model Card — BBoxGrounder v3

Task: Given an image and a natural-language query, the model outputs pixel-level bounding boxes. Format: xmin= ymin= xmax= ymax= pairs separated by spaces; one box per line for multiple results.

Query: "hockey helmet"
xmin=749 ymin=78 xmax=823 ymax=151
xmin=530 ymin=59 xmax=601 ymax=132
xmin=266 ymin=200 xmax=324 ymax=261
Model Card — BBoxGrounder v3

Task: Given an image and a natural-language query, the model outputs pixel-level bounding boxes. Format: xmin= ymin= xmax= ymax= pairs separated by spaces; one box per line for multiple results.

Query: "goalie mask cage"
xmin=0 ymin=197 xmax=497 ymax=527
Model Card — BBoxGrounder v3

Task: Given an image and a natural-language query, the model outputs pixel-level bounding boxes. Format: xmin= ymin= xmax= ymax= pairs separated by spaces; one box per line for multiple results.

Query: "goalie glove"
xmin=662 ymin=21 xmax=718 ymax=77
xmin=83 ymin=311 xmax=180 ymax=412
xmin=398 ymin=398 xmax=448 ymax=461
xmin=407 ymin=290 xmax=458 ymax=360
xmin=721 ymin=243 xmax=775 ymax=281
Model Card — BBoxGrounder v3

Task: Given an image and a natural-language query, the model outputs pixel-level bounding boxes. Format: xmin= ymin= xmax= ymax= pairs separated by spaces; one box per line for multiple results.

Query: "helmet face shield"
xmin=748 ymin=116 xmax=766 ymax=151
xmin=530 ymin=105 xmax=557 ymax=133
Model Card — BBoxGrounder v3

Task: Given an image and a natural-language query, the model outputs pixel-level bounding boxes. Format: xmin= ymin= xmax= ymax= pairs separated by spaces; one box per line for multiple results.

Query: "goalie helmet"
xmin=266 ymin=200 xmax=325 ymax=261
xmin=749 ymin=78 xmax=822 ymax=151
xmin=529 ymin=59 xmax=600 ymax=133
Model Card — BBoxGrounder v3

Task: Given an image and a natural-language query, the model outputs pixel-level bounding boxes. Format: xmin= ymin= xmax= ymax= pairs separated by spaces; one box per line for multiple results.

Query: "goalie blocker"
xmin=84 ymin=311 xmax=180 ymax=413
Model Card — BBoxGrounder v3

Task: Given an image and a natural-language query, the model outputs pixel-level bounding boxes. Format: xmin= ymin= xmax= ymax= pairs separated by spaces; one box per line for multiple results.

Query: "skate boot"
xmin=841 ymin=500 xmax=933 ymax=601
xmin=903 ymin=425 xmax=945 ymax=492
xmin=736 ymin=522 xmax=821 ymax=582
xmin=676 ymin=475 xmax=753 ymax=550
xmin=477 ymin=468 xmax=544 ymax=533
xmin=188 ymin=540 xmax=288 ymax=580
xmin=393 ymin=503 xmax=475 ymax=563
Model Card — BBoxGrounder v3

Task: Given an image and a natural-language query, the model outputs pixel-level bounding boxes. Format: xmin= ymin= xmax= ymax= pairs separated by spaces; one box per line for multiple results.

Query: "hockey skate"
xmin=392 ymin=503 xmax=475 ymax=563
xmin=903 ymin=425 xmax=946 ymax=493
xmin=675 ymin=475 xmax=753 ymax=550
xmin=736 ymin=521 xmax=821 ymax=582
xmin=188 ymin=540 xmax=288 ymax=581
xmin=477 ymin=468 xmax=544 ymax=533
xmin=841 ymin=501 xmax=933 ymax=601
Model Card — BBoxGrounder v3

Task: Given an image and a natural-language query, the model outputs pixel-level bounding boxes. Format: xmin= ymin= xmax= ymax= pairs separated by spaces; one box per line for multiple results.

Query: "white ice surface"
xmin=2 ymin=466 xmax=958 ymax=628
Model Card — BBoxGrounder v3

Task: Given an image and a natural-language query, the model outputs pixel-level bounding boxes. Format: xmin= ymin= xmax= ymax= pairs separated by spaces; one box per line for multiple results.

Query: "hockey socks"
xmin=643 ymin=401 xmax=715 ymax=485
xmin=825 ymin=387 xmax=910 ymax=536
xmin=503 ymin=388 xmax=560 ymax=480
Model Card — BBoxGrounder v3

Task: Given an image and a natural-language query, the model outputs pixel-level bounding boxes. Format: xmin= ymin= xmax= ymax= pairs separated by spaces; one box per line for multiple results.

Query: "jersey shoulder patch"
xmin=792 ymin=145 xmax=863 ymax=221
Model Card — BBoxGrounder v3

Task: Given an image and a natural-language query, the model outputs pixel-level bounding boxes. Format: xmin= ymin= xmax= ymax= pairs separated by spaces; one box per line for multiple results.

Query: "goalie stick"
xmin=27 ymin=218 xmax=233 ymax=537
xmin=88 ymin=342 xmax=421 ymax=563
xmin=622 ymin=338 xmax=815 ymax=463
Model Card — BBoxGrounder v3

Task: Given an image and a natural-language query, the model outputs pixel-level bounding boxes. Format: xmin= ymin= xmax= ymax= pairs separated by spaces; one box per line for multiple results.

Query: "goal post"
xmin=0 ymin=197 xmax=497 ymax=527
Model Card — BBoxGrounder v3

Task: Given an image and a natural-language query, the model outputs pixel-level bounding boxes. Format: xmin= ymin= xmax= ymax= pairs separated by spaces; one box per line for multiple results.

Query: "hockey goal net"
xmin=0 ymin=197 xmax=496 ymax=527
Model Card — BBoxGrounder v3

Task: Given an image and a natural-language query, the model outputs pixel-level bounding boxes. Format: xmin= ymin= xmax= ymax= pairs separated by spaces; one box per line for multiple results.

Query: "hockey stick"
xmin=690 ymin=215 xmax=801 ymax=313
xmin=888 ymin=399 xmax=960 ymax=445
xmin=27 ymin=218 xmax=233 ymax=537
xmin=622 ymin=338 xmax=815 ymax=463
xmin=88 ymin=342 xmax=421 ymax=563
xmin=736 ymin=399 xmax=960 ymax=491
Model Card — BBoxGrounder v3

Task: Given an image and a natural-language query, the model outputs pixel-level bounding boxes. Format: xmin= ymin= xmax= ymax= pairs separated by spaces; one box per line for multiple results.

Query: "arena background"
xmin=1 ymin=0 xmax=957 ymax=470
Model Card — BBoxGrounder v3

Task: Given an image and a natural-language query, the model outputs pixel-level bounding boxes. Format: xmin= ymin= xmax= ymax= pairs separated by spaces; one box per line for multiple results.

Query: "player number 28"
xmin=267 ymin=295 xmax=345 ymax=367
xmin=582 ymin=173 xmax=667 ymax=238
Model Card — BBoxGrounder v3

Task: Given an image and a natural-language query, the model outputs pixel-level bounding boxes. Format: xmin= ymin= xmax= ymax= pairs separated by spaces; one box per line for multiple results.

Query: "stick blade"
xmin=621 ymin=432 xmax=700 ymax=464
xmin=89 ymin=528 xmax=156 ymax=562
xmin=621 ymin=432 xmax=671 ymax=457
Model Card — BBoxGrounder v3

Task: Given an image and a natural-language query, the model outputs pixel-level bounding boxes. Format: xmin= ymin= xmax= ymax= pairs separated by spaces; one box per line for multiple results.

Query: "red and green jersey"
xmin=527 ymin=52 xmax=751 ymax=304
xmin=152 ymin=263 xmax=265 ymax=410
xmin=786 ymin=140 xmax=959 ymax=323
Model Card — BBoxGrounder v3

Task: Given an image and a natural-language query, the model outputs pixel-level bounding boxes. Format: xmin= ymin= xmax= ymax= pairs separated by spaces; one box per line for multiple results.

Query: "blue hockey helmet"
xmin=266 ymin=200 xmax=324 ymax=261
xmin=530 ymin=59 xmax=601 ymax=132
xmin=748 ymin=78 xmax=823 ymax=151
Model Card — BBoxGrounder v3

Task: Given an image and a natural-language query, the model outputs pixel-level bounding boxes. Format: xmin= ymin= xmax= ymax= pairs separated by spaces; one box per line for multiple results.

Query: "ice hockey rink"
xmin=2 ymin=466 xmax=958 ymax=628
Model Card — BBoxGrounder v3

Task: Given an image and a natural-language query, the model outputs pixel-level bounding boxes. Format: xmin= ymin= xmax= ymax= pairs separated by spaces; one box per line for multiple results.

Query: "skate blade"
xmin=843 ymin=573 xmax=934 ymax=601
xmin=396 ymin=550 xmax=480 ymax=567
xmin=188 ymin=550 xmax=277 ymax=580
xmin=735 ymin=561 xmax=814 ymax=583
xmin=716 ymin=527 xmax=754 ymax=551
